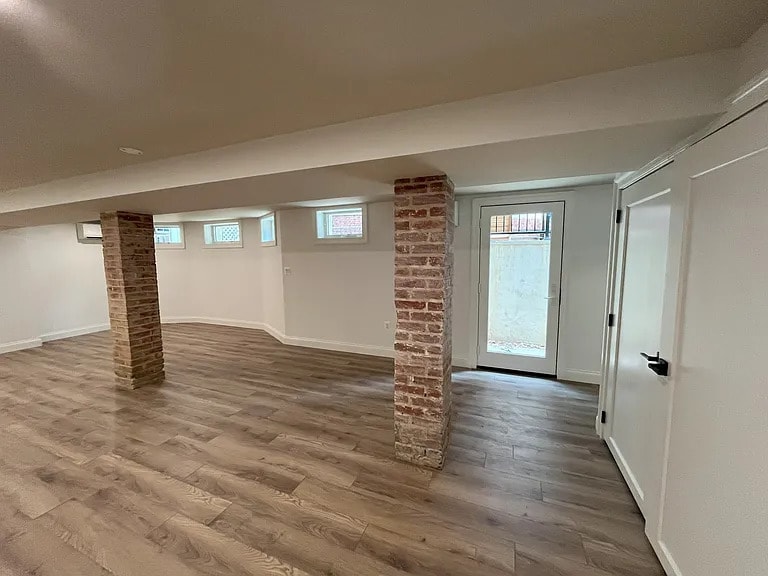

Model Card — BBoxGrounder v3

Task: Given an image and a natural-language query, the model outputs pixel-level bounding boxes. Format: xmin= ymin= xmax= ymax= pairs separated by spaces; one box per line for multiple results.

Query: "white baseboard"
xmin=655 ymin=540 xmax=683 ymax=576
xmin=162 ymin=316 xmax=284 ymax=337
xmin=0 ymin=337 xmax=42 ymax=355
xmin=163 ymin=316 xmax=397 ymax=359
xmin=260 ymin=323 xmax=287 ymax=344
xmin=40 ymin=324 xmax=110 ymax=343
xmin=162 ymin=317 xmax=493 ymax=365
xmin=557 ymin=368 xmax=602 ymax=385
xmin=607 ymin=435 xmax=645 ymax=507
xmin=282 ymin=334 xmax=394 ymax=359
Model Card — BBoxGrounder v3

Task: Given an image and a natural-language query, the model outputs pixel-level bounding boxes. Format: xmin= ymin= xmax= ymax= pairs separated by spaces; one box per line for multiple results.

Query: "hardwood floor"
xmin=0 ymin=323 xmax=663 ymax=575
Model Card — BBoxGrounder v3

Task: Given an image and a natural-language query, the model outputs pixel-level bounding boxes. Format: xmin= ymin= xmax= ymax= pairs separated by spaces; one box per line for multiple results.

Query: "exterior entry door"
xmin=477 ymin=202 xmax=564 ymax=374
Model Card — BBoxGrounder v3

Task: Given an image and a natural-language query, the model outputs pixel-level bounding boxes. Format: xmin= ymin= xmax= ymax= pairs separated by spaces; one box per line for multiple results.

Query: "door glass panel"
xmin=487 ymin=211 xmax=552 ymax=358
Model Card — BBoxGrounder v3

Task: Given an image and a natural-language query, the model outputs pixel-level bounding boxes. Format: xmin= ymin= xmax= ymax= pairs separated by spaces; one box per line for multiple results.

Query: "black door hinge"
xmin=615 ymin=209 xmax=623 ymax=224
xmin=600 ymin=411 xmax=607 ymax=424
xmin=607 ymin=313 xmax=616 ymax=327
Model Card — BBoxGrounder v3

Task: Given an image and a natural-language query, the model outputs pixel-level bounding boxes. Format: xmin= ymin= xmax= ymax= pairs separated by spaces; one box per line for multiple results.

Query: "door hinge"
xmin=615 ymin=209 xmax=623 ymax=224
xmin=607 ymin=313 xmax=616 ymax=327
xmin=600 ymin=410 xmax=607 ymax=424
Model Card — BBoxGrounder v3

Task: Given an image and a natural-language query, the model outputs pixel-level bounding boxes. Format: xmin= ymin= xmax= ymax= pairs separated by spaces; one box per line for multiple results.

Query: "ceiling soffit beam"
xmin=0 ymin=50 xmax=736 ymax=216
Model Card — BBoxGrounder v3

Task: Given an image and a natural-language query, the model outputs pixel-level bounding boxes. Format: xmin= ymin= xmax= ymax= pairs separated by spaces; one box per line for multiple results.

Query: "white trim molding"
xmin=557 ymin=369 xmax=602 ymax=385
xmin=0 ymin=337 xmax=42 ymax=355
xmin=1 ymin=323 xmax=111 ymax=356
xmin=162 ymin=317 xmax=474 ymax=365
xmin=162 ymin=316 xmax=392 ymax=358
xmin=40 ymin=324 xmax=110 ymax=343
xmin=281 ymin=334 xmax=392 ymax=358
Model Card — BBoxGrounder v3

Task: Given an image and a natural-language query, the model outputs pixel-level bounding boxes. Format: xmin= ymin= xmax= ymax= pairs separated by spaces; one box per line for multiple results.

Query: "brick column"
xmin=100 ymin=212 xmax=164 ymax=389
xmin=393 ymin=175 xmax=454 ymax=469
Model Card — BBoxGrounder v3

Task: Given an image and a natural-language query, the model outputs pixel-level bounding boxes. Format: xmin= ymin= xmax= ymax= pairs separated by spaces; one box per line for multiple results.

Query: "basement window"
xmin=260 ymin=213 xmax=277 ymax=246
xmin=315 ymin=205 xmax=367 ymax=242
xmin=154 ymin=223 xmax=185 ymax=249
xmin=203 ymin=220 xmax=242 ymax=248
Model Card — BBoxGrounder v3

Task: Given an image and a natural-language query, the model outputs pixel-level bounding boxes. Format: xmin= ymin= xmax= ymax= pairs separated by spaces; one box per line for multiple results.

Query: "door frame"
xmin=468 ymin=189 xmax=579 ymax=372
xmin=477 ymin=201 xmax=565 ymax=374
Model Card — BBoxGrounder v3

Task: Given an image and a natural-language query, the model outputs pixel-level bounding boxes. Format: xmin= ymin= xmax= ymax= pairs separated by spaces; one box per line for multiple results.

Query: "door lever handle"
xmin=640 ymin=352 xmax=669 ymax=376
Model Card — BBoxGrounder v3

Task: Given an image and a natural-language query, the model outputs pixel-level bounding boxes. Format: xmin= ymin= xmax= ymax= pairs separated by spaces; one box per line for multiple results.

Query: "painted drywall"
xmin=0 ymin=51 xmax=735 ymax=220
xmin=1 ymin=198 xmax=612 ymax=384
xmin=0 ymin=225 xmax=109 ymax=352
xmin=152 ymin=192 xmax=611 ymax=382
xmin=0 ymin=229 xmax=40 ymax=351
xmin=452 ymin=197 xmax=473 ymax=365
xmin=260 ymin=212 xmax=286 ymax=336
xmin=456 ymin=185 xmax=614 ymax=381
xmin=280 ymin=202 xmax=395 ymax=356
xmin=557 ymin=185 xmax=615 ymax=383
xmin=156 ymin=219 xmax=264 ymax=325
xmin=737 ymin=21 xmax=768 ymax=85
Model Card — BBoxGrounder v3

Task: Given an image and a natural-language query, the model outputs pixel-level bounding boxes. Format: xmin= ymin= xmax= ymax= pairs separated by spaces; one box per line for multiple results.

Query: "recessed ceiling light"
xmin=119 ymin=146 xmax=144 ymax=155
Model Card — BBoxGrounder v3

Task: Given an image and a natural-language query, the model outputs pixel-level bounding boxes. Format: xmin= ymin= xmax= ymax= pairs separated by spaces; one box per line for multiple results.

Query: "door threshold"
xmin=475 ymin=365 xmax=557 ymax=379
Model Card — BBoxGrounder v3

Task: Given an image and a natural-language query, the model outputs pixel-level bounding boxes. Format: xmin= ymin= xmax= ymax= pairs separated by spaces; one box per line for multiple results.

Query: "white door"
xmin=607 ymin=173 xmax=674 ymax=520
xmin=654 ymin=103 xmax=768 ymax=576
xmin=603 ymin=102 xmax=768 ymax=576
xmin=477 ymin=202 xmax=564 ymax=374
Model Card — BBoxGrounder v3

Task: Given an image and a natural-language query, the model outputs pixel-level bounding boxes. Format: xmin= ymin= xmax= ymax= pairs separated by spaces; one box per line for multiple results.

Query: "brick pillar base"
xmin=101 ymin=212 xmax=165 ymax=389
xmin=393 ymin=175 xmax=454 ymax=469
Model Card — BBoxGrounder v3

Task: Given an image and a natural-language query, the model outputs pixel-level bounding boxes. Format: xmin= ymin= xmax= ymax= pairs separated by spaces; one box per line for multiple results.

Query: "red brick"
xmin=101 ymin=212 xmax=164 ymax=389
xmin=395 ymin=300 xmax=426 ymax=310
xmin=393 ymin=174 xmax=454 ymax=470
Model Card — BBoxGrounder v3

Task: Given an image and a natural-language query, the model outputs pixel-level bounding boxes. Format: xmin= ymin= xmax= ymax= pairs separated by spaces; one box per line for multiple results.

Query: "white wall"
xmin=0 ymin=229 xmax=40 ymax=350
xmin=156 ymin=219 xmax=264 ymax=325
xmin=280 ymin=202 xmax=395 ymax=356
xmin=152 ymin=192 xmax=611 ymax=383
xmin=261 ymin=213 xmax=286 ymax=336
xmin=455 ymin=185 xmax=614 ymax=381
xmin=0 ymin=225 xmax=109 ymax=352
xmin=452 ymin=197 xmax=473 ymax=364
xmin=557 ymin=185 xmax=614 ymax=382
xmin=737 ymin=21 xmax=768 ymax=86
xmin=1 ymin=196 xmax=613 ymax=385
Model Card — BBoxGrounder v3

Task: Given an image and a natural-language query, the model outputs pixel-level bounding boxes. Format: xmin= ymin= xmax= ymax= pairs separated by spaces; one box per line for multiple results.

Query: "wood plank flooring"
xmin=0 ymin=323 xmax=663 ymax=575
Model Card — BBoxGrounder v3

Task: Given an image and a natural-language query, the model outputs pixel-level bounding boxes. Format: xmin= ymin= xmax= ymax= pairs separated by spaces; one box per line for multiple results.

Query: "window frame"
xmin=202 ymin=220 xmax=243 ymax=249
xmin=153 ymin=222 xmax=186 ymax=249
xmin=313 ymin=204 xmax=368 ymax=244
xmin=260 ymin=213 xmax=277 ymax=247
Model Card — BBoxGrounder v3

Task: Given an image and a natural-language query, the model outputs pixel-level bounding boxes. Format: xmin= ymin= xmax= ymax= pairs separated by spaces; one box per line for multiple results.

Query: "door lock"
xmin=640 ymin=352 xmax=669 ymax=376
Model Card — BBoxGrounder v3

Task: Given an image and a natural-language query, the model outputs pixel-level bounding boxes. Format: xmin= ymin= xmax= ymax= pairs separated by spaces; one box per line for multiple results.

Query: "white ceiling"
xmin=0 ymin=116 xmax=715 ymax=227
xmin=2 ymin=0 xmax=767 ymax=191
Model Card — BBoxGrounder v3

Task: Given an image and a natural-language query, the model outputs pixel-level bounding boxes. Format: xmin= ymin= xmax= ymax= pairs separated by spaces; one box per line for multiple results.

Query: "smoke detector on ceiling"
xmin=118 ymin=146 xmax=144 ymax=155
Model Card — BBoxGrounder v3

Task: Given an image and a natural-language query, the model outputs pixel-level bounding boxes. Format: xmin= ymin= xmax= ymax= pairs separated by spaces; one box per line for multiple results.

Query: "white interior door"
xmin=477 ymin=202 xmax=564 ymax=374
xmin=603 ymin=102 xmax=768 ymax=576
xmin=607 ymin=177 xmax=674 ymax=520
xmin=655 ymin=103 xmax=768 ymax=576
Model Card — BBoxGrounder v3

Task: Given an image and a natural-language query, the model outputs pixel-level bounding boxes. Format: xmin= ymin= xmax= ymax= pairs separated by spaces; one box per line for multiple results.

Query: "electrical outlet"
xmin=384 ymin=321 xmax=391 ymax=329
